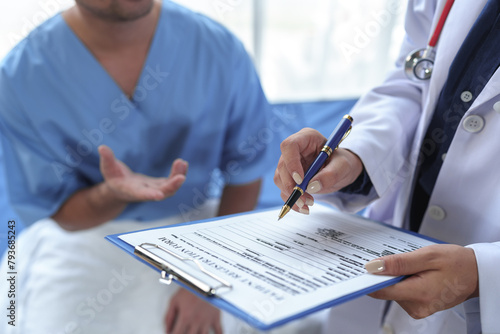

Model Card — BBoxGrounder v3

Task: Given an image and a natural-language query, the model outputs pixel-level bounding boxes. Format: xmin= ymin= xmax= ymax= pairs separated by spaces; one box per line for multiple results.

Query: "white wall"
xmin=0 ymin=0 xmax=73 ymax=57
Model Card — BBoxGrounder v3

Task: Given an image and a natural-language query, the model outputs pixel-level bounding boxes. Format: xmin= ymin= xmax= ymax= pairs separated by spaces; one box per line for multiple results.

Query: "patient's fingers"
xmin=98 ymin=145 xmax=126 ymax=179
xmin=169 ymin=158 xmax=188 ymax=178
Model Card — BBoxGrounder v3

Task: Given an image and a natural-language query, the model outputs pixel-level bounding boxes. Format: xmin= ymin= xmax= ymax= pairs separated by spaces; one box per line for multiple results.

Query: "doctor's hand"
xmin=274 ymin=128 xmax=363 ymax=214
xmin=98 ymin=145 xmax=188 ymax=202
xmin=165 ymin=288 xmax=223 ymax=334
xmin=365 ymin=244 xmax=479 ymax=319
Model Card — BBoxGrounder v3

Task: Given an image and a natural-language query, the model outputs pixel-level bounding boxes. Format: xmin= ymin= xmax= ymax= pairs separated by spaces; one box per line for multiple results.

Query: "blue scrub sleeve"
xmin=0 ymin=78 xmax=84 ymax=225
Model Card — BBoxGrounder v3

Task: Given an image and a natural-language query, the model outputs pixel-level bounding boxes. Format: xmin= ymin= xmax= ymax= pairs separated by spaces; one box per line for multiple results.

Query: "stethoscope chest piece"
xmin=404 ymin=47 xmax=435 ymax=81
xmin=404 ymin=0 xmax=454 ymax=81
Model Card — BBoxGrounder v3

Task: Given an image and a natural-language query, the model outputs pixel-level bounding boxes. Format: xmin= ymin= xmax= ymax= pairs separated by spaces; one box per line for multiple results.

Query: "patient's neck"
xmin=61 ymin=1 xmax=160 ymax=53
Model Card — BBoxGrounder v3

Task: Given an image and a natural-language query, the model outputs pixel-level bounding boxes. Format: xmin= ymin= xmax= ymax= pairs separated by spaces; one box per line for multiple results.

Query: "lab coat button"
xmin=460 ymin=91 xmax=473 ymax=102
xmin=427 ymin=205 xmax=446 ymax=221
xmin=462 ymin=115 xmax=484 ymax=133
xmin=382 ymin=323 xmax=394 ymax=334
xmin=493 ymin=101 xmax=500 ymax=113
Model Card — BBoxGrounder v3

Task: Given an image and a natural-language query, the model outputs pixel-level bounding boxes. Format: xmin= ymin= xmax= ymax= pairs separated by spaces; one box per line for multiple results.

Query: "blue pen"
xmin=278 ymin=114 xmax=353 ymax=220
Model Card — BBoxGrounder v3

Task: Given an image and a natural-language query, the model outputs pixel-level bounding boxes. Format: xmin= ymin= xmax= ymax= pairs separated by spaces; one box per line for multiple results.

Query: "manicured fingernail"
xmin=296 ymin=198 xmax=304 ymax=208
xmin=292 ymin=172 xmax=303 ymax=184
xmin=306 ymin=181 xmax=321 ymax=194
xmin=305 ymin=197 xmax=314 ymax=206
xmin=365 ymin=259 xmax=385 ymax=273
xmin=299 ymin=206 xmax=309 ymax=215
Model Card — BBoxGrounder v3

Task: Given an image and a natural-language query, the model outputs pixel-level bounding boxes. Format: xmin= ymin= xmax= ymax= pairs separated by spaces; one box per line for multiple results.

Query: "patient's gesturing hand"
xmin=98 ymin=145 xmax=188 ymax=202
xmin=165 ymin=288 xmax=223 ymax=334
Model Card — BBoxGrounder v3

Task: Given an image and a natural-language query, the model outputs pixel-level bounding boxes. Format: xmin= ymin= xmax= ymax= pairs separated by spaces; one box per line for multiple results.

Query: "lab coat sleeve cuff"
xmin=316 ymin=186 xmax=378 ymax=214
xmin=466 ymin=242 xmax=500 ymax=334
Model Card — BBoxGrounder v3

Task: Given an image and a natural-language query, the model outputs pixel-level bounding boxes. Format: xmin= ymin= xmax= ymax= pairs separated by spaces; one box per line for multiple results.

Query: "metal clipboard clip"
xmin=134 ymin=243 xmax=233 ymax=297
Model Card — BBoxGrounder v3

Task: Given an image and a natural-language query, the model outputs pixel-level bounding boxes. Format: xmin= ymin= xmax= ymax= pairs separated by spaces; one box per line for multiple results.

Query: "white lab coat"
xmin=321 ymin=0 xmax=500 ymax=333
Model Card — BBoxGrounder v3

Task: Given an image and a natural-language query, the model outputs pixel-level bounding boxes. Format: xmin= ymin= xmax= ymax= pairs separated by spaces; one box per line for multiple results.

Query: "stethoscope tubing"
xmin=428 ymin=0 xmax=455 ymax=47
xmin=405 ymin=0 xmax=455 ymax=81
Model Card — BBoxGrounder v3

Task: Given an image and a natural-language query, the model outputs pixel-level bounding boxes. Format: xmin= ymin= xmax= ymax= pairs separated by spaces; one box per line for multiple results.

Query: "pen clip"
xmin=336 ymin=126 xmax=352 ymax=149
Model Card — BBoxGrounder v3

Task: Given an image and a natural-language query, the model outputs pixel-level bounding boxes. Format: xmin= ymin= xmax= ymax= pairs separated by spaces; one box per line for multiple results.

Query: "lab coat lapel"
xmin=468 ymin=68 xmax=500 ymax=112
xmin=410 ymin=0 xmax=489 ymax=160
xmin=399 ymin=0 xmax=490 ymax=229
xmin=423 ymin=0 xmax=488 ymax=120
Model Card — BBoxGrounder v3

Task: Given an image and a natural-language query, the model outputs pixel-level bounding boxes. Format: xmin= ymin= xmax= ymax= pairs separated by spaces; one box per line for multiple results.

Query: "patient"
xmin=0 ymin=1 xmax=275 ymax=333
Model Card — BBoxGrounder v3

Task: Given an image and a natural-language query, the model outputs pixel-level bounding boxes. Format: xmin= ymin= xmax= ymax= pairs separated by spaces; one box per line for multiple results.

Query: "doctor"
xmin=274 ymin=0 xmax=500 ymax=333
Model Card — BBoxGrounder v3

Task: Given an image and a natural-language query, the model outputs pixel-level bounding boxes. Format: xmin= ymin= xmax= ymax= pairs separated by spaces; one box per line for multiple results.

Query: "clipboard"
xmin=134 ymin=242 xmax=232 ymax=296
xmin=106 ymin=205 xmax=443 ymax=330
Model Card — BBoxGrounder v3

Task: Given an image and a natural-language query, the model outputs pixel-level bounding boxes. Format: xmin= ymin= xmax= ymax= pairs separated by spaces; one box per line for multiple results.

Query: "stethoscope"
xmin=404 ymin=0 xmax=455 ymax=81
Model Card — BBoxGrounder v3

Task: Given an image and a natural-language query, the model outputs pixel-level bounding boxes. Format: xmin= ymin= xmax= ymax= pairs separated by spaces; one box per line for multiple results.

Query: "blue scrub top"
xmin=0 ymin=2 xmax=271 ymax=225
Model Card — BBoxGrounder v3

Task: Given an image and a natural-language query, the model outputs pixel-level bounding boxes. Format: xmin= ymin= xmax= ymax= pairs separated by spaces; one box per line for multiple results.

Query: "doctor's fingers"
xmin=273 ymin=167 xmax=300 ymax=214
xmin=305 ymin=148 xmax=364 ymax=195
xmin=367 ymin=245 xmax=479 ymax=303
xmin=396 ymin=300 xmax=443 ymax=320
xmin=365 ymin=244 xmax=477 ymax=277
xmin=274 ymin=155 xmax=297 ymax=194
xmin=274 ymin=157 xmax=315 ymax=212
xmin=278 ymin=189 xmax=315 ymax=214
xmin=368 ymin=272 xmax=432 ymax=302
xmin=278 ymin=127 xmax=328 ymax=184
xmin=369 ymin=276 xmax=467 ymax=320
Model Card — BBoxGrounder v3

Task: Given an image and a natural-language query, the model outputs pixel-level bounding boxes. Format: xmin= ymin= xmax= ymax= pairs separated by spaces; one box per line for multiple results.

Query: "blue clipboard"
xmin=106 ymin=205 xmax=443 ymax=331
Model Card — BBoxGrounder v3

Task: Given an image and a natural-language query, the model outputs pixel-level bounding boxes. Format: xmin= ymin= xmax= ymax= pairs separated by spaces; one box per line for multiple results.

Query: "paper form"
xmin=118 ymin=205 xmax=437 ymax=326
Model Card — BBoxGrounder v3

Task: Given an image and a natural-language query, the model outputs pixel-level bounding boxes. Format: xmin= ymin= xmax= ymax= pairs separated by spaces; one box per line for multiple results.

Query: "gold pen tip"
xmin=278 ymin=205 xmax=291 ymax=221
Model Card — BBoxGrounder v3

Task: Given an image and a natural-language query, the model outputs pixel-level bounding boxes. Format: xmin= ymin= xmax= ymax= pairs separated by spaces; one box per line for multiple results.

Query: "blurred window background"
xmin=0 ymin=0 xmax=407 ymax=102
xmin=0 ymin=0 xmax=407 ymax=251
